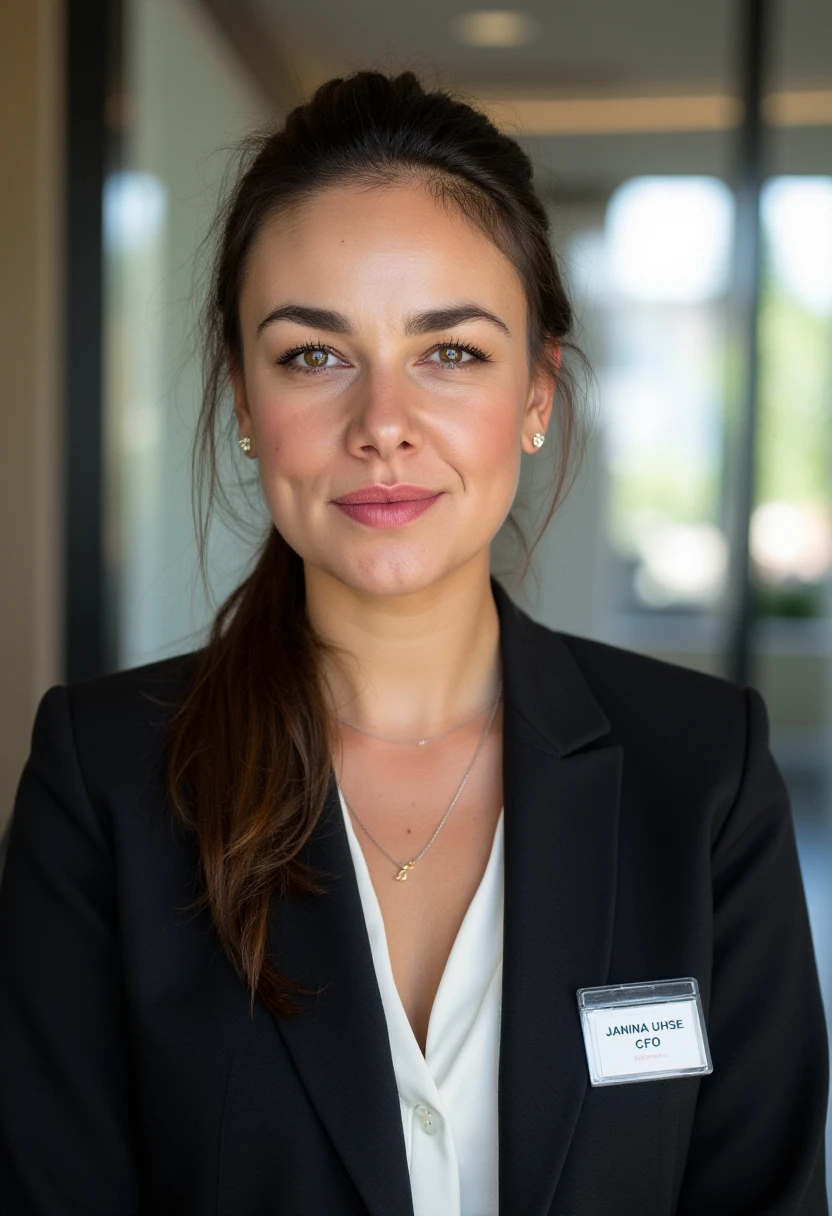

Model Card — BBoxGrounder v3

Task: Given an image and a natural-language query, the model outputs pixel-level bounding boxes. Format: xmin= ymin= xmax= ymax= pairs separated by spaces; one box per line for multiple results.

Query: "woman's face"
xmin=232 ymin=179 xmax=555 ymax=597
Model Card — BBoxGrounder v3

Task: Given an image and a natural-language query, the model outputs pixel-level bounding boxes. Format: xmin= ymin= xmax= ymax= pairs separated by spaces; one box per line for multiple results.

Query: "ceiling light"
xmin=765 ymin=89 xmax=832 ymax=126
xmin=475 ymin=88 xmax=832 ymax=136
xmin=453 ymin=10 xmax=535 ymax=48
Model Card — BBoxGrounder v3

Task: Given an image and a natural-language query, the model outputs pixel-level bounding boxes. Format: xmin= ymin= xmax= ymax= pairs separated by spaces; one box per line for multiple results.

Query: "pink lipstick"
xmin=331 ymin=483 xmax=443 ymax=528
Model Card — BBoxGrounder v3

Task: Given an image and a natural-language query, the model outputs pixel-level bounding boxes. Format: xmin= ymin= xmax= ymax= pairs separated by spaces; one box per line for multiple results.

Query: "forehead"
xmin=239 ymin=179 xmax=527 ymax=324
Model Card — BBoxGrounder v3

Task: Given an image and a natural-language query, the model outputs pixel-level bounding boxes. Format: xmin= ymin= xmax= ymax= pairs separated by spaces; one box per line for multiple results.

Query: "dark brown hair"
xmin=167 ymin=69 xmax=588 ymax=1017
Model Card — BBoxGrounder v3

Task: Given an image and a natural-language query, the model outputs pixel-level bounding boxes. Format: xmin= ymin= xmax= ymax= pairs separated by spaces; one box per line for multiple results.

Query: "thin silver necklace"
xmin=337 ymin=689 xmax=500 ymax=746
xmin=339 ymin=680 xmax=502 ymax=882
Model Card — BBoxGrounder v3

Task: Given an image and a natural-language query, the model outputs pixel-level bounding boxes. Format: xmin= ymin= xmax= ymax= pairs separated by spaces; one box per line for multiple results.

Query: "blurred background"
xmin=2 ymin=0 xmax=831 ymax=1189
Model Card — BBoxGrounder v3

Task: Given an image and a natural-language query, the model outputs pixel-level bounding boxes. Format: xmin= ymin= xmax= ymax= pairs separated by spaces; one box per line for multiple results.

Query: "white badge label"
xmin=577 ymin=977 xmax=712 ymax=1086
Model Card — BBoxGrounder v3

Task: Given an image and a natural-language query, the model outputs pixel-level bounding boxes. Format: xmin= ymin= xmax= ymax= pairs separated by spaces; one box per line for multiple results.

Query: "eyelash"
xmin=274 ymin=337 xmax=493 ymax=375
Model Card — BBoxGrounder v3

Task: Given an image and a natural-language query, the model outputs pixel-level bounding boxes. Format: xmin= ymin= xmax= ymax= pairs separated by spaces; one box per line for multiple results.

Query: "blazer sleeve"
xmin=676 ymin=685 xmax=829 ymax=1215
xmin=0 ymin=686 xmax=141 ymax=1215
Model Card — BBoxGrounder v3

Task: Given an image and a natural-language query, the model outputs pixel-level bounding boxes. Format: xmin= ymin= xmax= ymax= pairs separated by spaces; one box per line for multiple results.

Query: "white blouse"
xmin=337 ymin=786 xmax=504 ymax=1216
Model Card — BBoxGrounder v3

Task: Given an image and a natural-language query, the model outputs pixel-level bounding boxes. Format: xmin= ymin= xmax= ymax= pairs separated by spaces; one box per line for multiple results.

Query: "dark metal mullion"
xmin=725 ymin=0 xmax=770 ymax=687
xmin=64 ymin=0 xmax=120 ymax=682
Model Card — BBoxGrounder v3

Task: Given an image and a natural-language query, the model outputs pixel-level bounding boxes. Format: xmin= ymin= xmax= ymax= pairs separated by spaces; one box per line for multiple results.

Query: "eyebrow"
xmin=256 ymin=302 xmax=511 ymax=338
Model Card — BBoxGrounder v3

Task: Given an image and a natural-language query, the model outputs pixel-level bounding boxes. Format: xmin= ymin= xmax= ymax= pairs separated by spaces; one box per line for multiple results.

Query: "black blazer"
xmin=0 ymin=578 xmax=828 ymax=1215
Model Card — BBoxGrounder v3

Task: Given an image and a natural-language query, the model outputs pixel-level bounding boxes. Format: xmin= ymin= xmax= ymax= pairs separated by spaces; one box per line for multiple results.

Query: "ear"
xmin=228 ymin=346 xmax=256 ymax=458
xmin=520 ymin=340 xmax=560 ymax=455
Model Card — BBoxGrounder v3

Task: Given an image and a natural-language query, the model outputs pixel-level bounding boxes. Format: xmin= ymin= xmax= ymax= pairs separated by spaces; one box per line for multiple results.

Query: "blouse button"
xmin=414 ymin=1103 xmax=441 ymax=1135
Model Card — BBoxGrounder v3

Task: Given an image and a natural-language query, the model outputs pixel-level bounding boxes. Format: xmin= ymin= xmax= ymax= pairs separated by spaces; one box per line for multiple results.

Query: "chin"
xmin=318 ymin=547 xmax=461 ymax=600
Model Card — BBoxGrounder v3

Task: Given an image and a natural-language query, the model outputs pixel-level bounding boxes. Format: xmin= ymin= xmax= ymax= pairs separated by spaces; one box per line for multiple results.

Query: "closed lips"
xmin=332 ymin=485 xmax=441 ymax=504
xmin=331 ymin=485 xmax=443 ymax=528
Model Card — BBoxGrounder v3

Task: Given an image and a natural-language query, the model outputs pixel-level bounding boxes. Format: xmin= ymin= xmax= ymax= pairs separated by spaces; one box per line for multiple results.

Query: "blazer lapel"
xmin=268 ymin=780 xmax=415 ymax=1216
xmin=492 ymin=578 xmax=621 ymax=1216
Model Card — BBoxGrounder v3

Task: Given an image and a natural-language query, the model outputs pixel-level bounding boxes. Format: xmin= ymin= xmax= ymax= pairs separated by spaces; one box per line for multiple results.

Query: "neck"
xmin=304 ymin=552 xmax=501 ymax=738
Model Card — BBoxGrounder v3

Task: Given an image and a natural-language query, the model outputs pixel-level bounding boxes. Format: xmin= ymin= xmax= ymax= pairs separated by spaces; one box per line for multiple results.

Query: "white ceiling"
xmin=203 ymin=0 xmax=832 ymax=196
xmin=244 ymin=0 xmax=830 ymax=95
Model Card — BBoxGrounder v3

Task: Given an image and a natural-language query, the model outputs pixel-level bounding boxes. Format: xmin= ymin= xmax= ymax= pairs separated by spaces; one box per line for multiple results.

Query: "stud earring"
xmin=238 ymin=436 xmax=252 ymax=454
xmin=532 ymin=432 xmax=545 ymax=449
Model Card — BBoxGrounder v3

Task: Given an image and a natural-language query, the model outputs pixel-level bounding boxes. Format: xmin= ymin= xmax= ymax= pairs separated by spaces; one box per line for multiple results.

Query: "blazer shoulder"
xmin=63 ymin=650 xmax=200 ymax=722
xmin=541 ymin=629 xmax=765 ymax=819
xmin=555 ymin=627 xmax=741 ymax=696
xmin=36 ymin=652 xmax=201 ymax=795
xmin=540 ymin=623 xmax=750 ymax=742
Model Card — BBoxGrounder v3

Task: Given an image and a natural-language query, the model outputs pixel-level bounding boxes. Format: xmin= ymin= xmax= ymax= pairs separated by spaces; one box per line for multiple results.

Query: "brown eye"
xmin=302 ymin=348 xmax=327 ymax=367
xmin=437 ymin=345 xmax=464 ymax=363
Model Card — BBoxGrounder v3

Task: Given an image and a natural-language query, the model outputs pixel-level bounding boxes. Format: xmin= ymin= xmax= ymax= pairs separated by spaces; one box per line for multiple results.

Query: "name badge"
xmin=577 ymin=977 xmax=712 ymax=1086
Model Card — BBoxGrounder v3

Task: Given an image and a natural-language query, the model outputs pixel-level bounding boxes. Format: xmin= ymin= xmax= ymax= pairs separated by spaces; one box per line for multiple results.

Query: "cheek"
xmin=477 ymin=414 xmax=520 ymax=466
xmin=445 ymin=391 xmax=522 ymax=479
xmin=249 ymin=412 xmax=337 ymax=543
xmin=251 ymin=390 xmax=331 ymax=484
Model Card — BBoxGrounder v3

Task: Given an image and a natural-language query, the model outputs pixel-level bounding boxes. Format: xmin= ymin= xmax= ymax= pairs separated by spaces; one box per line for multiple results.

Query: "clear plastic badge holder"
xmin=577 ymin=977 xmax=713 ymax=1087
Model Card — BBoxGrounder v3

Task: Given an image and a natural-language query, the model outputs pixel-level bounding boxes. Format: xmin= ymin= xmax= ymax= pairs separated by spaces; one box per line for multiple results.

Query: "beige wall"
xmin=0 ymin=0 xmax=63 ymax=830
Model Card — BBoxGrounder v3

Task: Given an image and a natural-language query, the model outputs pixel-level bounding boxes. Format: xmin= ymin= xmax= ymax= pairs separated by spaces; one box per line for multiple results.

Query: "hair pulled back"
xmin=167 ymin=69 xmax=588 ymax=1018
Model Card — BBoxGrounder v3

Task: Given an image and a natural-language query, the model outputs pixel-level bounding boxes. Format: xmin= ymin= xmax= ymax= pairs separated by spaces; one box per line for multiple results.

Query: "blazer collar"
xmin=264 ymin=577 xmax=620 ymax=1216
xmin=491 ymin=574 xmax=611 ymax=756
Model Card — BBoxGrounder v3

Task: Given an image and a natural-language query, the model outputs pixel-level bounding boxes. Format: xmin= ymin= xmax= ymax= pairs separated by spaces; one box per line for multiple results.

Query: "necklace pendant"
xmin=394 ymin=861 xmax=416 ymax=881
xmin=417 ymin=739 xmax=426 ymax=746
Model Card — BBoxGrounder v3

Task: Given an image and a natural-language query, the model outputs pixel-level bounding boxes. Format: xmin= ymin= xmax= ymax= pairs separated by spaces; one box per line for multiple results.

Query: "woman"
xmin=0 ymin=70 xmax=827 ymax=1216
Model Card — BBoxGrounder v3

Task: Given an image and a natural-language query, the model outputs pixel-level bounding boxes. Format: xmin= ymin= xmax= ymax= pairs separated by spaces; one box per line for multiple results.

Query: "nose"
xmin=343 ymin=367 xmax=423 ymax=462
